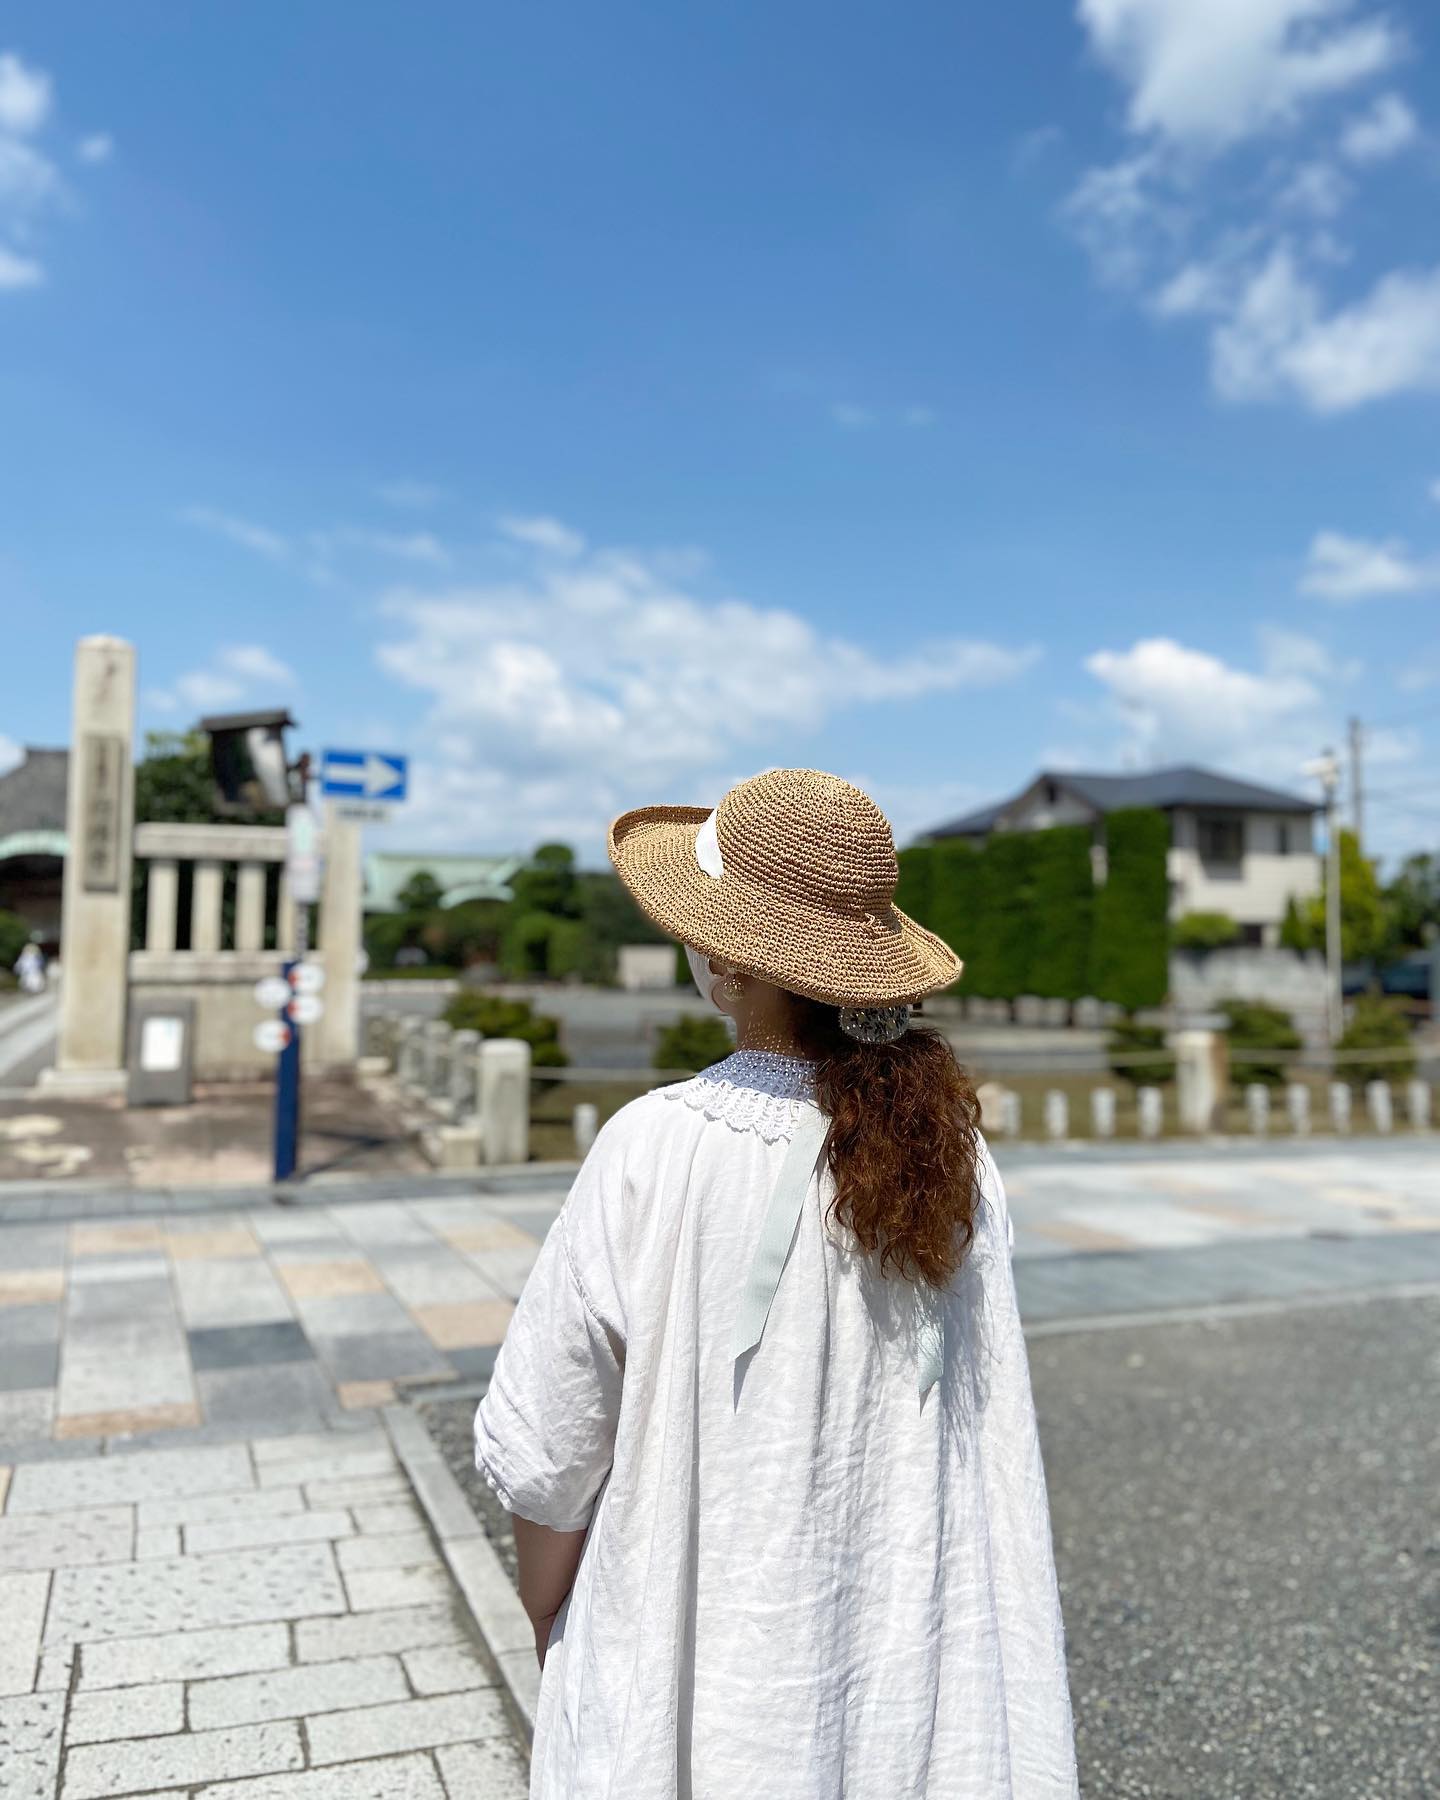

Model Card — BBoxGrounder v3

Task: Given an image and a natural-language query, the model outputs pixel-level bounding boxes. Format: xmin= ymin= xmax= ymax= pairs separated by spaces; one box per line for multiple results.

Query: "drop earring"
xmin=719 ymin=972 xmax=746 ymax=1004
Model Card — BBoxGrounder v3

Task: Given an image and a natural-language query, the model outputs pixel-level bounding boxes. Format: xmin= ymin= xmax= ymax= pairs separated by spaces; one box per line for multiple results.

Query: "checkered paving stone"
xmin=0 ymin=1194 xmax=561 ymax=1453
xmin=0 ymin=1427 xmax=530 ymax=1798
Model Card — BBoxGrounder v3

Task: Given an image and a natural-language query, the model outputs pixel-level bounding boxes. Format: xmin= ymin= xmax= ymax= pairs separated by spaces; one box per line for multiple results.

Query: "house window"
xmin=1197 ymin=814 xmax=1244 ymax=864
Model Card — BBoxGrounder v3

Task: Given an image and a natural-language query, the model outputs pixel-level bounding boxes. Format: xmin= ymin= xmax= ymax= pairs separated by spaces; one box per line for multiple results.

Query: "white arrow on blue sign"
xmin=320 ymin=749 xmax=408 ymax=803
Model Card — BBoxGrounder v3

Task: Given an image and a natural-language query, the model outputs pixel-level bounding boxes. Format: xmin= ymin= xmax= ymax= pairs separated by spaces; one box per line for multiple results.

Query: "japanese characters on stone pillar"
xmin=315 ymin=802 xmax=362 ymax=1067
xmin=45 ymin=636 xmax=136 ymax=1096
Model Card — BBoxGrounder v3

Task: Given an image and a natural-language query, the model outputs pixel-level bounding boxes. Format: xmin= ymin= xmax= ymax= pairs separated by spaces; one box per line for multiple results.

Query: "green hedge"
xmin=1027 ymin=826 xmax=1093 ymax=1001
xmin=1091 ymin=809 xmax=1170 ymax=1011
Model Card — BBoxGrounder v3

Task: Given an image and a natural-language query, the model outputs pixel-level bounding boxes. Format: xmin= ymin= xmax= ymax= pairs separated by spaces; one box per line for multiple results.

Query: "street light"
xmin=1302 ymin=750 xmax=1343 ymax=1045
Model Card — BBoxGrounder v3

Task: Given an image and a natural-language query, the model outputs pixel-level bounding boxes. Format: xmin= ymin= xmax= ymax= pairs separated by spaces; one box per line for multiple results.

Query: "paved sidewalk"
xmin=0 ymin=1423 xmax=529 ymax=1798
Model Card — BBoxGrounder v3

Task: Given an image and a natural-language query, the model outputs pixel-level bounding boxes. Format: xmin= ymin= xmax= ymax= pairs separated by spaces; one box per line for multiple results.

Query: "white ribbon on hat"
xmin=695 ymin=808 xmax=725 ymax=879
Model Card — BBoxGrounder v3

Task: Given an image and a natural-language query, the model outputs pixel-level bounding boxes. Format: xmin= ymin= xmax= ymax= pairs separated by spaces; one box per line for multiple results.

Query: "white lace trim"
xmin=661 ymin=1050 xmax=820 ymax=1143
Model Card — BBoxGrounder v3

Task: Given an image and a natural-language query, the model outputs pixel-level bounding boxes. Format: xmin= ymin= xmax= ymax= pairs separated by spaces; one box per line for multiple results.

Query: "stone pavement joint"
xmin=0 ymin=1423 xmax=530 ymax=1799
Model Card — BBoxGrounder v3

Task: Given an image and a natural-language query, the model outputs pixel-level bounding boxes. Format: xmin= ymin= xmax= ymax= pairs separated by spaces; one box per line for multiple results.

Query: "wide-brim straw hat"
xmin=608 ymin=767 xmax=962 ymax=1008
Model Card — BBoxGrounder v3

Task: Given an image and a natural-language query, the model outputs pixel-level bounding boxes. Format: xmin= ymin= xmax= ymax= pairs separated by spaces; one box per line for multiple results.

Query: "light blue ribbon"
xmin=733 ymin=1105 xmax=945 ymax=1408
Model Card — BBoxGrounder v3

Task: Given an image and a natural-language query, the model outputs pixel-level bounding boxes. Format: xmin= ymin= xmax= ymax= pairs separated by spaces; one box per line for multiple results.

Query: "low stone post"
xmin=423 ymin=1020 xmax=452 ymax=1102
xmin=1286 ymin=1083 xmax=1310 ymax=1136
xmin=1172 ymin=1027 xmax=1228 ymax=1134
xmin=480 ymin=1038 xmax=531 ymax=1166
xmin=1137 ymin=1086 xmax=1163 ymax=1140
xmin=574 ymin=1102 xmax=598 ymax=1157
xmin=448 ymin=1029 xmax=480 ymax=1119
xmin=1407 ymin=1079 xmax=1432 ymax=1130
xmin=1000 ymin=1090 xmax=1022 ymax=1138
xmin=1043 ymin=1090 xmax=1068 ymax=1141
xmin=398 ymin=1018 xmax=425 ymax=1089
xmin=1091 ymin=1087 xmax=1116 ymax=1139
xmin=1328 ymin=1082 xmax=1351 ymax=1133
xmin=1366 ymin=1080 xmax=1393 ymax=1134
xmin=1246 ymin=1084 xmax=1270 ymax=1136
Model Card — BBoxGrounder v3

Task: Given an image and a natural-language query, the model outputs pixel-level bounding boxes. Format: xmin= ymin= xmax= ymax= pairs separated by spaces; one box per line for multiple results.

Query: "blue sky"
xmin=3 ymin=2 xmax=1438 ymax=864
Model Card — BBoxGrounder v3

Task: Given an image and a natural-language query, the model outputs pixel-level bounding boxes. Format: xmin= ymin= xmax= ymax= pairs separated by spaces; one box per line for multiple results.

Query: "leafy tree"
xmin=1106 ymin=1018 xmax=1174 ymax=1087
xmin=421 ymin=899 xmax=508 ymax=969
xmin=1221 ymin=997 xmax=1301 ymax=1088
xmin=1027 ymin=826 xmax=1094 ymax=1002
xmin=501 ymin=910 xmax=557 ymax=978
xmin=133 ymin=731 xmax=232 ymax=825
xmin=927 ymin=839 xmax=986 ymax=995
xmin=1336 ymin=994 xmax=1414 ymax=1086
xmin=1172 ymin=911 xmax=1241 ymax=951
xmin=1382 ymin=853 xmax=1440 ymax=953
xmin=396 ymin=870 xmax=445 ymax=913
xmin=510 ymin=843 xmax=581 ymax=919
xmin=1091 ymin=808 xmax=1170 ymax=1011
xmin=1280 ymin=830 xmax=1387 ymax=962
xmin=654 ymin=1014 xmax=733 ymax=1072
xmin=0 ymin=909 xmax=31 ymax=971
xmin=442 ymin=991 xmax=568 ymax=1066
xmin=894 ymin=845 xmax=935 ymax=929
xmin=575 ymin=870 xmax=670 ymax=985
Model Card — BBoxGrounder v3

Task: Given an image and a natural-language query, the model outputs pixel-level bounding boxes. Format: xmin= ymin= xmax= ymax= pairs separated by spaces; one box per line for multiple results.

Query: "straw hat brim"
xmin=608 ymin=804 xmax=962 ymax=1008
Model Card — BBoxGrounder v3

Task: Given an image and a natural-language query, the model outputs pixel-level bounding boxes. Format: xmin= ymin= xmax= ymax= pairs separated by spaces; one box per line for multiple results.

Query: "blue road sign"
xmin=320 ymin=749 xmax=408 ymax=804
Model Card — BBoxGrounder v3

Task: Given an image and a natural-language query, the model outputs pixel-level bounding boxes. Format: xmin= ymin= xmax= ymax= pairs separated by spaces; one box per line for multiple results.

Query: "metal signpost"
xmin=319 ymin=748 xmax=408 ymax=820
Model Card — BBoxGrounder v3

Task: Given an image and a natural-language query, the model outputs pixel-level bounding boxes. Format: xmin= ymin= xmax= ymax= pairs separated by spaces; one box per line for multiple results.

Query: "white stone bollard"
xmin=1091 ymin=1087 xmax=1116 ymax=1139
xmin=479 ymin=1038 xmax=531 ymax=1166
xmin=1044 ymin=1090 xmax=1068 ymax=1141
xmin=1407 ymin=1079 xmax=1432 ymax=1131
xmin=1137 ymin=1086 xmax=1163 ymax=1140
xmin=1000 ymin=1090 xmax=1022 ymax=1138
xmin=422 ymin=1020 xmax=452 ymax=1099
xmin=1172 ymin=1028 xmax=1226 ymax=1133
xmin=1246 ymin=1083 xmax=1270 ymax=1136
xmin=1328 ymin=1082 xmax=1351 ymax=1133
xmin=1286 ymin=1082 xmax=1310 ymax=1136
xmin=1366 ymin=1080 xmax=1393 ymax=1134
xmin=398 ymin=1018 xmax=426 ymax=1091
xmin=573 ymin=1102 xmax=599 ymax=1157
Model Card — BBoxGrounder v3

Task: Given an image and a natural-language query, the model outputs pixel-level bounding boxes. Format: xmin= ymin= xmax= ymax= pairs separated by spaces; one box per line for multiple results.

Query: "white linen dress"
xmin=474 ymin=1050 xmax=1079 ymax=1799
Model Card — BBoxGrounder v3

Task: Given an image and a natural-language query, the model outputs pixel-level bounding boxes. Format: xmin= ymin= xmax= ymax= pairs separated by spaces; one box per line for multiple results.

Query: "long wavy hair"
xmin=788 ymin=998 xmax=983 ymax=1289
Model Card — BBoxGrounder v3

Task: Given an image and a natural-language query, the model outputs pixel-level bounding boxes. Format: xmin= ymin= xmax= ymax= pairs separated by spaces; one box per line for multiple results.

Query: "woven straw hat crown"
xmin=608 ymin=767 xmax=961 ymax=1008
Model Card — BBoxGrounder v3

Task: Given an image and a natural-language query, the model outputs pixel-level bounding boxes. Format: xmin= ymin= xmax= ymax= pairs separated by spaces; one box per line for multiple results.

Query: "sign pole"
xmin=274 ymin=755 xmax=319 ymax=1184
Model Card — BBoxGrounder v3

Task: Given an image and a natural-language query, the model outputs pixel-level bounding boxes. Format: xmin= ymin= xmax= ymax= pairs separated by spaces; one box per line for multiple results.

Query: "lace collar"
xmin=661 ymin=1050 xmax=819 ymax=1142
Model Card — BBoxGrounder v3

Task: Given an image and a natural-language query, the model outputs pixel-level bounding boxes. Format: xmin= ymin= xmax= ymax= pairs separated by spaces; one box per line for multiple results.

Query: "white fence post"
xmin=1246 ymin=1084 xmax=1270 ymax=1136
xmin=573 ymin=1102 xmax=599 ymax=1156
xmin=1091 ymin=1088 xmax=1115 ymax=1139
xmin=1366 ymin=1080 xmax=1393 ymax=1134
xmin=1043 ymin=1090 xmax=1068 ymax=1141
xmin=1173 ymin=1028 xmax=1226 ymax=1133
xmin=448 ymin=1029 xmax=480 ymax=1119
xmin=1328 ymin=1082 xmax=1351 ymax=1133
xmin=1137 ymin=1086 xmax=1163 ymax=1140
xmin=479 ymin=1038 xmax=531 ymax=1166
xmin=1407 ymin=1079 xmax=1432 ymax=1130
xmin=1286 ymin=1083 xmax=1310 ymax=1136
xmin=1000 ymin=1090 xmax=1022 ymax=1138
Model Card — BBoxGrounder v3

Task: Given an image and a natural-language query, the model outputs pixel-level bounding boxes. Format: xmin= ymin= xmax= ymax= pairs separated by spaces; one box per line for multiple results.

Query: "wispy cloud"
xmin=497 ymin=515 xmax=586 ymax=557
xmin=1299 ymin=529 xmax=1440 ymax=601
xmin=0 ymin=52 xmax=50 ymax=135
xmin=1340 ymin=92 xmax=1418 ymax=164
xmin=144 ymin=644 xmax=298 ymax=718
xmin=0 ymin=50 xmax=110 ymax=294
xmin=376 ymin=479 xmax=446 ymax=509
xmin=180 ymin=505 xmax=290 ymax=561
xmin=75 ymin=132 xmax=113 ymax=165
xmin=830 ymin=402 xmax=875 ymax=429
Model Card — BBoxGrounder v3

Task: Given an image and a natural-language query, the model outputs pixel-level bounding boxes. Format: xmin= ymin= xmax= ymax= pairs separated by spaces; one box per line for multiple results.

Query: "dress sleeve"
xmin=472 ymin=1125 xmax=628 ymax=1534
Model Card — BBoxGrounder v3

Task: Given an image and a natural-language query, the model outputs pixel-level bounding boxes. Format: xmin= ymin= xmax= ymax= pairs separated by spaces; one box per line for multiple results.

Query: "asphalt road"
xmin=1035 ymin=1292 xmax=1439 ymax=1799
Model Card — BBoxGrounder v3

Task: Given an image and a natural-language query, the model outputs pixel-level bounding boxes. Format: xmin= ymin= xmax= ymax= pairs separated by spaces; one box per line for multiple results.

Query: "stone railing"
xmin=378 ymin=1016 xmax=533 ymax=1169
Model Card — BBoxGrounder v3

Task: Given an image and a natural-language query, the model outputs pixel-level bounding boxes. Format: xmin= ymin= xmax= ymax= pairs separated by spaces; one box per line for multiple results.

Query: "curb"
xmin=381 ymin=1402 xmax=540 ymax=1748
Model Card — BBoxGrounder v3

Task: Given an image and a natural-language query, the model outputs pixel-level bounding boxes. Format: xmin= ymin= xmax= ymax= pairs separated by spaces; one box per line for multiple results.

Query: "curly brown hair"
xmin=789 ymin=999 xmax=984 ymax=1289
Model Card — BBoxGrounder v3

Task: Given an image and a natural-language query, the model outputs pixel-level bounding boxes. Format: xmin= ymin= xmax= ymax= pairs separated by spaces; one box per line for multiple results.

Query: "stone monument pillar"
xmin=45 ymin=636 xmax=136 ymax=1096
xmin=315 ymin=803 xmax=362 ymax=1067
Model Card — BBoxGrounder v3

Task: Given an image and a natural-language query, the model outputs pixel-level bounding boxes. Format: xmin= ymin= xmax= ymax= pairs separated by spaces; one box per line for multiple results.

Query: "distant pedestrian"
xmin=475 ymin=768 xmax=1078 ymax=1797
xmin=14 ymin=940 xmax=46 ymax=995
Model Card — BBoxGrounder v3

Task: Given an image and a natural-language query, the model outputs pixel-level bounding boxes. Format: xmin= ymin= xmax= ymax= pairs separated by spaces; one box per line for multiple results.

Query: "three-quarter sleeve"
xmin=473 ymin=1123 xmax=630 ymax=1533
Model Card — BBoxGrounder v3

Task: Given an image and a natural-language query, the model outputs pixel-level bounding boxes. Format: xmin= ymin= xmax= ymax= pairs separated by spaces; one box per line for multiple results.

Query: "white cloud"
xmin=830 ymin=402 xmax=875 ymax=429
xmin=903 ymin=404 xmax=938 ymax=427
xmin=312 ymin=528 xmax=450 ymax=567
xmin=0 ymin=135 xmax=64 ymax=217
xmin=374 ymin=522 xmax=1039 ymax=849
xmin=1431 ymin=477 xmax=1440 ymax=505
xmin=75 ymin=132 xmax=113 ymax=164
xmin=1298 ymin=529 xmax=1439 ymax=599
xmin=1257 ymin=623 xmax=1356 ymax=679
xmin=181 ymin=505 xmax=290 ymax=560
xmin=1013 ymin=124 xmax=1065 ymax=171
xmin=1340 ymin=91 xmax=1418 ymax=162
xmin=1211 ymin=248 xmax=1440 ymax=411
xmin=0 ymin=243 xmax=41 ymax=288
xmin=377 ymin=479 xmax=446 ymax=509
xmin=0 ymin=732 xmax=22 ymax=776
xmin=1077 ymin=0 xmax=1404 ymax=151
xmin=1276 ymin=159 xmax=1349 ymax=218
xmin=0 ymin=52 xmax=51 ymax=135
xmin=145 ymin=643 xmax=298 ymax=718
xmin=497 ymin=515 xmax=586 ymax=557
xmin=1083 ymin=634 xmax=1323 ymax=778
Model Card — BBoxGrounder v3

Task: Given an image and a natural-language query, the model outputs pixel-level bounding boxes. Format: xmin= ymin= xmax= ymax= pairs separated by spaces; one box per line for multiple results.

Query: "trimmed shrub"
xmin=441 ymin=992 xmax=568 ymax=1066
xmin=1107 ymin=1018 xmax=1175 ymax=1087
xmin=1173 ymin=911 xmax=1241 ymax=951
xmin=984 ymin=835 xmax=1040 ymax=1002
xmin=1027 ymin=827 xmax=1094 ymax=1002
xmin=1092 ymin=809 xmax=1170 ymax=1011
xmin=927 ymin=840 xmax=985 ymax=993
xmin=895 ymin=845 xmax=935 ymax=930
xmin=0 ymin=909 xmax=31 ymax=972
xmin=654 ymin=1014 xmax=733 ymax=1072
xmin=1336 ymin=994 xmax=1414 ymax=1086
xmin=1220 ymin=997 xmax=1300 ymax=1087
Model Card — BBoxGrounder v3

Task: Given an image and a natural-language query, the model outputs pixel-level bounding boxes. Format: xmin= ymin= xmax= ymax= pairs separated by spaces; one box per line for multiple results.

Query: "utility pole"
xmin=1303 ymin=750 xmax=1344 ymax=1046
xmin=1347 ymin=715 xmax=1364 ymax=852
